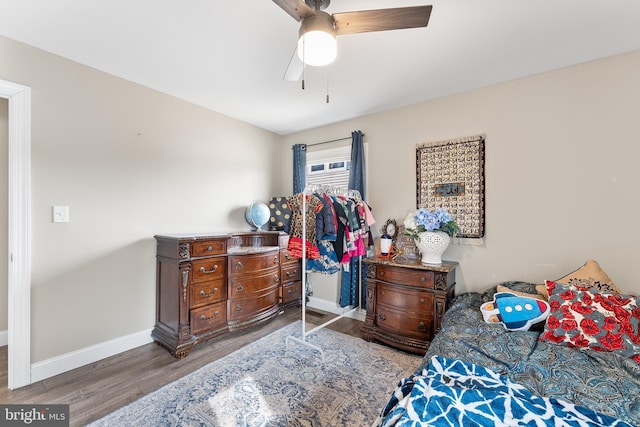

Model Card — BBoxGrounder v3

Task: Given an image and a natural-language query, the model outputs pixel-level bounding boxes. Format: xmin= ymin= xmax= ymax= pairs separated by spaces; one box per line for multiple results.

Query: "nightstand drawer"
xmin=377 ymin=283 xmax=433 ymax=314
xmin=190 ymin=302 xmax=226 ymax=334
xmin=376 ymin=265 xmax=434 ymax=288
xmin=376 ymin=303 xmax=433 ymax=340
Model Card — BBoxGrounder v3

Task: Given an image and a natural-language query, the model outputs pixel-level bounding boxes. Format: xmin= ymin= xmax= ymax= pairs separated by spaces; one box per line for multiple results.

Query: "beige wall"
xmin=0 ymin=98 xmax=6 ymax=332
xmin=0 ymin=36 xmax=282 ymax=362
xmin=279 ymin=50 xmax=640 ymax=297
xmin=1 ymin=32 xmax=639 ymax=369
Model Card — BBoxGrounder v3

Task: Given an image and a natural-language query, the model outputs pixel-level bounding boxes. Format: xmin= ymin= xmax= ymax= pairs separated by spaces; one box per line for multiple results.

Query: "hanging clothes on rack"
xmin=306 ymin=193 xmax=340 ymax=275
xmin=286 ymin=187 xmax=372 ymax=266
xmin=286 ymin=192 xmax=322 ymax=259
xmin=285 ymin=184 xmax=374 ymax=362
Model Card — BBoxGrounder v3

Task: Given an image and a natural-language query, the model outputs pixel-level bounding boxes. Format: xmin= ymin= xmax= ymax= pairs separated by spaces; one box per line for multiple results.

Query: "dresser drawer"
xmin=190 ymin=302 xmax=227 ymax=334
xmin=281 ymin=281 xmax=302 ymax=304
xmin=191 ymin=239 xmax=226 ymax=257
xmin=192 ymin=257 xmax=226 ymax=283
xmin=228 ymin=288 xmax=280 ymax=322
xmin=229 ymin=251 xmax=280 ymax=276
xmin=377 ymin=283 xmax=433 ymax=314
xmin=376 ymin=265 xmax=434 ymax=288
xmin=376 ymin=303 xmax=433 ymax=340
xmin=228 ymin=271 xmax=280 ymax=298
xmin=281 ymin=263 xmax=301 ymax=283
xmin=279 ymin=249 xmax=298 ymax=265
xmin=190 ymin=280 xmax=226 ymax=308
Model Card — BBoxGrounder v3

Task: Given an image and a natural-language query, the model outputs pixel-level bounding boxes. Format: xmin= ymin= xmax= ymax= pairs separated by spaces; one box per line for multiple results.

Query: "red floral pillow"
xmin=541 ymin=280 xmax=640 ymax=363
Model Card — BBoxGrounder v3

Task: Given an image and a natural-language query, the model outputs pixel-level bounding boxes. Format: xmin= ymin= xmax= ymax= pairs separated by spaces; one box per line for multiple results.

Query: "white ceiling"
xmin=2 ymin=0 xmax=640 ymax=135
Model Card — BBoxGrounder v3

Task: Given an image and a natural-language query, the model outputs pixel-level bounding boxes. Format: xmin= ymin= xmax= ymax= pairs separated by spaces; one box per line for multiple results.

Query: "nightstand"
xmin=361 ymin=257 xmax=457 ymax=354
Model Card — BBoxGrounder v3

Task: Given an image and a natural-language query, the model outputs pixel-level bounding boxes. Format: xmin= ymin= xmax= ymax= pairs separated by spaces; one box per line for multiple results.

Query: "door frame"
xmin=0 ymin=79 xmax=32 ymax=389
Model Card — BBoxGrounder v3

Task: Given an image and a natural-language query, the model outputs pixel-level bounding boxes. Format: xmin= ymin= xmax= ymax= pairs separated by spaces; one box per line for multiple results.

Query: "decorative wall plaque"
xmin=416 ymin=135 xmax=485 ymax=238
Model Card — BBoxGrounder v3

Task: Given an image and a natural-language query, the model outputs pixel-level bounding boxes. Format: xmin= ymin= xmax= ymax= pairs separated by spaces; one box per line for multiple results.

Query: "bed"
xmin=374 ymin=277 xmax=640 ymax=426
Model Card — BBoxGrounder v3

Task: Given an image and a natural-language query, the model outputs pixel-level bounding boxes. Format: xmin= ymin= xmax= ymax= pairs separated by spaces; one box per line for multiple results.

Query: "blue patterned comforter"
xmin=379 ymin=356 xmax=633 ymax=426
xmin=375 ymin=282 xmax=640 ymax=426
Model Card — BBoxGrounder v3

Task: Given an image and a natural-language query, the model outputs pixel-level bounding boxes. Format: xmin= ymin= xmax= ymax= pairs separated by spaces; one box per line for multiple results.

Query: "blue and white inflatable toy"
xmin=480 ymin=292 xmax=550 ymax=331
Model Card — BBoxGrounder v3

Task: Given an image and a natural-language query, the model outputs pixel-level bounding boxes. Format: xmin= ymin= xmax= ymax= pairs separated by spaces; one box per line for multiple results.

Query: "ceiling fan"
xmin=273 ymin=0 xmax=432 ymax=81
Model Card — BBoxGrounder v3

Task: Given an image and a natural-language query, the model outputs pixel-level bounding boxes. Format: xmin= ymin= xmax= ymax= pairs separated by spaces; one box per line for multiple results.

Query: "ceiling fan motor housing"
xmin=298 ymin=11 xmax=337 ymax=66
xmin=305 ymin=0 xmax=330 ymax=11
xmin=298 ymin=11 xmax=336 ymax=39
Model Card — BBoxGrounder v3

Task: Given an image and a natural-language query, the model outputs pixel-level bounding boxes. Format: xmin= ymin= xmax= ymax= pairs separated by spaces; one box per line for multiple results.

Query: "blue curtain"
xmin=348 ymin=130 xmax=366 ymax=200
xmin=340 ymin=130 xmax=367 ymax=308
xmin=292 ymin=144 xmax=306 ymax=194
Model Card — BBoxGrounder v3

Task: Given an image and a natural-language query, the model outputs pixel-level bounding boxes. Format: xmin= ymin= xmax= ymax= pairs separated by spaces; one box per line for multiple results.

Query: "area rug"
xmin=88 ymin=321 xmax=422 ymax=426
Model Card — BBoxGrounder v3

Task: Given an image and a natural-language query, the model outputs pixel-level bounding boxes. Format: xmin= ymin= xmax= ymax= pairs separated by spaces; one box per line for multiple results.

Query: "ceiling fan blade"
xmin=283 ymin=45 xmax=305 ymax=81
xmin=333 ymin=5 xmax=432 ymax=35
xmin=272 ymin=0 xmax=316 ymax=21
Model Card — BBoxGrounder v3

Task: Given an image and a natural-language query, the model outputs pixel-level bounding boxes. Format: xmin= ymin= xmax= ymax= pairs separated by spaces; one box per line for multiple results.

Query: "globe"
xmin=245 ymin=201 xmax=270 ymax=230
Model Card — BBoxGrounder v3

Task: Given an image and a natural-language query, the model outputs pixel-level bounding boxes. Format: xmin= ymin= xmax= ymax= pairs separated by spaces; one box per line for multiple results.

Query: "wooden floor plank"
xmin=0 ymin=307 xmax=365 ymax=426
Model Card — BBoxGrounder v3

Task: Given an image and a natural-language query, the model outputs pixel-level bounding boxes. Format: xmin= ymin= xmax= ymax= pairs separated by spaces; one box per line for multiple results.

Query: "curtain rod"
xmin=305 ymin=133 xmax=365 ymax=148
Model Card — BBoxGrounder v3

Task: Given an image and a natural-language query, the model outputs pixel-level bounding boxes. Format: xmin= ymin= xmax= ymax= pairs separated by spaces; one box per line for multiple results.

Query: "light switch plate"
xmin=52 ymin=206 xmax=69 ymax=223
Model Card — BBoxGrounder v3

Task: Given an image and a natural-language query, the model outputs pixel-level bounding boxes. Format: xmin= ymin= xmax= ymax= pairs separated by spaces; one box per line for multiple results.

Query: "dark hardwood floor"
xmin=0 ymin=307 xmax=364 ymax=426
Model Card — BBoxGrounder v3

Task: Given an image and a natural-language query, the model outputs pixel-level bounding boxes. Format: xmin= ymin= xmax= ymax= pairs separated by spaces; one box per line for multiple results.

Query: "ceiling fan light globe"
xmin=297 ymin=31 xmax=337 ymax=66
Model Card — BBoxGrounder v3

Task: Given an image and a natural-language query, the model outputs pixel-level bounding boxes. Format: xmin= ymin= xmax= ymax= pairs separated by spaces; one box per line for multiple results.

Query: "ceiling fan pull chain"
xmin=326 ymin=69 xmax=330 ymax=103
xmin=301 ymin=36 xmax=306 ymax=90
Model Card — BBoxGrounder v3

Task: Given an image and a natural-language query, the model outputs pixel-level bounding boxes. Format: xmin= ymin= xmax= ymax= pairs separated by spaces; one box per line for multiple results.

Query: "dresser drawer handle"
xmin=207 ymin=246 xmax=213 ymax=251
xmin=199 ymin=265 xmax=219 ymax=274
xmin=419 ymin=277 xmax=426 ymax=283
xmin=235 ymin=284 xmax=244 ymax=292
xmin=420 ymin=298 xmax=425 ymax=304
xmin=235 ymin=261 xmax=244 ymax=270
xmin=273 ymin=256 xmax=279 ymax=264
xmin=287 ymin=289 xmax=294 ymax=295
xmin=274 ymin=275 xmax=280 ymax=284
xmin=286 ymin=270 xmax=297 ymax=278
xmin=235 ymin=304 xmax=242 ymax=312
xmin=285 ymin=253 xmax=293 ymax=260
xmin=418 ymin=322 xmax=427 ymax=333
xmin=381 ymin=290 xmax=385 ymax=296
xmin=199 ymin=288 xmax=218 ymax=297
xmin=378 ymin=312 xmax=386 ymax=321
xmin=379 ymin=271 xmax=385 ymax=277
xmin=200 ymin=310 xmax=220 ymax=321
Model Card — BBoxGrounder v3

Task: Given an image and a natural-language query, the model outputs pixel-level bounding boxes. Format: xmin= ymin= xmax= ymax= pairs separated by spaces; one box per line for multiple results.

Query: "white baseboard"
xmin=306 ymin=297 xmax=366 ymax=322
xmin=30 ymin=328 xmax=154 ymax=383
xmin=0 ymin=330 xmax=7 ymax=346
xmin=26 ymin=300 xmax=363 ymax=384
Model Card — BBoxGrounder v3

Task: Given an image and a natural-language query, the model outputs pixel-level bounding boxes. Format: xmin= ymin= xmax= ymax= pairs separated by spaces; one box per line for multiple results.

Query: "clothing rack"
xmin=285 ymin=184 xmax=363 ymax=363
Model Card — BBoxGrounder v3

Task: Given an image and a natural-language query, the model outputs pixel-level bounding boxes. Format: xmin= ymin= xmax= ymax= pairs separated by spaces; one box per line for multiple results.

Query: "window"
xmin=306 ymin=144 xmax=352 ymax=189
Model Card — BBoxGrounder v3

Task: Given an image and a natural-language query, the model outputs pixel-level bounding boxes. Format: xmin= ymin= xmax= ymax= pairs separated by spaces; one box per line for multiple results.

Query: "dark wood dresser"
xmin=361 ymin=257 xmax=457 ymax=354
xmin=152 ymin=231 xmax=301 ymax=358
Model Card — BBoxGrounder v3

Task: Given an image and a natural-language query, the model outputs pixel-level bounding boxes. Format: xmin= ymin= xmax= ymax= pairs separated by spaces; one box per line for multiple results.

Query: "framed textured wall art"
xmin=416 ymin=134 xmax=485 ymax=238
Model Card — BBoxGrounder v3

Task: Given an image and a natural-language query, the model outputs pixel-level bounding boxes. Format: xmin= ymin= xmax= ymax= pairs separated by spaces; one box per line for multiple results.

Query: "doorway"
xmin=0 ymin=79 xmax=31 ymax=390
xmin=1 ymin=98 xmax=7 ymax=344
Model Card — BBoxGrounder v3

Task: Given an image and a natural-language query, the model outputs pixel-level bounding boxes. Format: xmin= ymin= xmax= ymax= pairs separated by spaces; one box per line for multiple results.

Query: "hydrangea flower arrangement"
xmin=404 ymin=207 xmax=459 ymax=240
